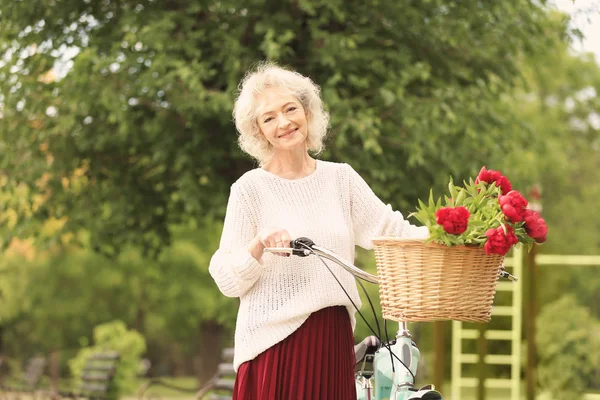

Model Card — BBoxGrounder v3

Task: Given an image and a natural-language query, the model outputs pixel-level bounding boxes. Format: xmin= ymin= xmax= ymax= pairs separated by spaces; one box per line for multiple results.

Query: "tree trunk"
xmin=0 ymin=325 xmax=4 ymax=387
xmin=49 ymin=351 xmax=61 ymax=399
xmin=193 ymin=321 xmax=225 ymax=386
xmin=433 ymin=321 xmax=445 ymax=391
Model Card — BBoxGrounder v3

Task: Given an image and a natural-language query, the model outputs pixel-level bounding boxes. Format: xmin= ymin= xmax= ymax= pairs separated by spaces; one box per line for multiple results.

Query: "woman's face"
xmin=256 ymin=87 xmax=309 ymax=155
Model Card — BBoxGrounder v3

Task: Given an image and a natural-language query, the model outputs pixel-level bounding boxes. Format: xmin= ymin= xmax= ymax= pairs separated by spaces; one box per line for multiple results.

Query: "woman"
xmin=209 ymin=62 xmax=428 ymax=399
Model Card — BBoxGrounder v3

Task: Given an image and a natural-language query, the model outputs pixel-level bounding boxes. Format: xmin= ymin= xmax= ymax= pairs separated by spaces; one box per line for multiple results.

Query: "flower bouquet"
xmin=411 ymin=166 xmax=548 ymax=254
xmin=372 ymin=167 xmax=548 ymax=323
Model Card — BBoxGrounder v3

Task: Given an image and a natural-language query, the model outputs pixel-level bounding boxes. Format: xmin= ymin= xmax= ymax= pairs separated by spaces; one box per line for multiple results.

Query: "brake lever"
xmin=263 ymin=237 xmax=315 ymax=257
xmin=290 ymin=237 xmax=315 ymax=257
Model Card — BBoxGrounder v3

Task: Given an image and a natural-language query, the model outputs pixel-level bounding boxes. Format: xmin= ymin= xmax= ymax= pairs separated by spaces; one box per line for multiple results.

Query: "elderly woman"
xmin=209 ymin=62 xmax=427 ymax=399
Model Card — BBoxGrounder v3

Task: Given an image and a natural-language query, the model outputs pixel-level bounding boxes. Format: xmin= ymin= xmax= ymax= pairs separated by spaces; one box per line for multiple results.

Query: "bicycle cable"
xmin=357 ymin=276 xmax=395 ymax=375
xmin=296 ymin=242 xmax=415 ymax=383
xmin=355 ymin=275 xmax=382 ymax=340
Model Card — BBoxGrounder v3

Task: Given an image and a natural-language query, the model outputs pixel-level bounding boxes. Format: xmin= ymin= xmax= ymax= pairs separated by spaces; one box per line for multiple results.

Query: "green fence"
xmin=451 ymin=247 xmax=523 ymax=400
xmin=450 ymin=248 xmax=600 ymax=400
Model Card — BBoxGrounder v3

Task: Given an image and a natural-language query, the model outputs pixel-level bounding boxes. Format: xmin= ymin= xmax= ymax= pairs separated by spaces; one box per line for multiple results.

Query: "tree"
xmin=502 ymin=19 xmax=600 ymax=318
xmin=0 ymin=0 xmax=566 ymax=255
xmin=4 ymin=0 xmax=594 ymax=385
xmin=536 ymin=296 xmax=600 ymax=399
xmin=0 ymin=220 xmax=237 ymax=383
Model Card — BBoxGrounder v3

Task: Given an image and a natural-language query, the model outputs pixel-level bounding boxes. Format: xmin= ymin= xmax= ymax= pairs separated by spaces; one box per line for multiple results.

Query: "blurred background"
xmin=0 ymin=0 xmax=599 ymax=399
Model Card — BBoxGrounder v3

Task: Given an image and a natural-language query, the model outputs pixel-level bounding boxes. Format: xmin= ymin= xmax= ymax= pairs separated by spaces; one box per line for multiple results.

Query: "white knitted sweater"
xmin=208 ymin=160 xmax=428 ymax=370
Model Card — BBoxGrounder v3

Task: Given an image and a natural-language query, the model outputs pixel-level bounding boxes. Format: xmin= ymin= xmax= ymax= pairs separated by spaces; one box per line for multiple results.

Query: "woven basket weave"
xmin=372 ymin=237 xmax=504 ymax=323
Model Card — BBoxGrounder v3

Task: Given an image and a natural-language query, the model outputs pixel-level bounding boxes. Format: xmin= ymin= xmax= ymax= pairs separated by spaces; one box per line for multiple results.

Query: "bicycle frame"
xmin=265 ymin=239 xmax=443 ymax=400
xmin=362 ymin=324 xmax=441 ymax=400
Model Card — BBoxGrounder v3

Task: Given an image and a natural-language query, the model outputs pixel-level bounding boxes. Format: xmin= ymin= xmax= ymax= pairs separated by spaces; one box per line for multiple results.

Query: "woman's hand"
xmin=248 ymin=227 xmax=292 ymax=261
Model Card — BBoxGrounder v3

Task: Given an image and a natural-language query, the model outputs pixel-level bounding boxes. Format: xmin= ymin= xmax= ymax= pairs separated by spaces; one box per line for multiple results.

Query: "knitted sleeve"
xmin=346 ymin=164 xmax=429 ymax=249
xmin=208 ymin=182 xmax=264 ymax=298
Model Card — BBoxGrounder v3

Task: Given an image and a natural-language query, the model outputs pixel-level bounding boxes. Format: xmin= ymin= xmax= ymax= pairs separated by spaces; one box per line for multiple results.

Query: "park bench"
xmin=0 ymin=356 xmax=47 ymax=397
xmin=60 ymin=351 xmax=119 ymax=399
xmin=196 ymin=347 xmax=235 ymax=400
xmin=137 ymin=347 xmax=235 ymax=400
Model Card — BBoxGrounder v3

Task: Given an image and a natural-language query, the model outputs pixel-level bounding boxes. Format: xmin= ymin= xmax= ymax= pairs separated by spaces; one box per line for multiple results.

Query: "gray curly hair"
xmin=233 ymin=62 xmax=330 ymax=165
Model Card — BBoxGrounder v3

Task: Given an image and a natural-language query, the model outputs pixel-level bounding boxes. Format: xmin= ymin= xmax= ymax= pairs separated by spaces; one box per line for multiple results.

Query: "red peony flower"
xmin=435 ymin=206 xmax=470 ymax=235
xmin=476 ymin=166 xmax=501 ymax=182
xmin=498 ymin=190 xmax=528 ymax=222
xmin=484 ymin=225 xmax=519 ymax=256
xmin=413 ymin=166 xmax=549 ymax=252
xmin=476 ymin=166 xmax=513 ymax=194
xmin=496 ymin=176 xmax=512 ymax=195
xmin=523 ymin=209 xmax=548 ymax=243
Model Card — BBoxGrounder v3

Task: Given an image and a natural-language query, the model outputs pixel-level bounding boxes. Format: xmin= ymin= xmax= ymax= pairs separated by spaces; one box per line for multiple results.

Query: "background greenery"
xmin=1 ymin=0 xmax=599 ymax=396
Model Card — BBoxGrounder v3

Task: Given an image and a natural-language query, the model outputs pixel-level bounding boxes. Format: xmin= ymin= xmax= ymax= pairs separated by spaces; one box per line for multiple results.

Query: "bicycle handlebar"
xmin=264 ymin=237 xmax=380 ymax=284
xmin=264 ymin=236 xmax=518 ymax=284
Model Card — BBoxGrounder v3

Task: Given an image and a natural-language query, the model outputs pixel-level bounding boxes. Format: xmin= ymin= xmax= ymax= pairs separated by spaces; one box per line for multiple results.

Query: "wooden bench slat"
xmin=81 ymin=382 xmax=109 ymax=393
xmin=214 ymin=378 xmax=235 ymax=391
xmin=4 ymin=356 xmax=47 ymax=392
xmin=76 ymin=352 xmax=119 ymax=397
xmin=217 ymin=363 xmax=236 ymax=376
xmin=89 ymin=352 xmax=120 ymax=361
xmin=208 ymin=395 xmax=233 ymax=400
xmin=83 ymin=365 xmax=116 ymax=373
xmin=221 ymin=348 xmax=234 ymax=361
xmin=81 ymin=372 xmax=113 ymax=381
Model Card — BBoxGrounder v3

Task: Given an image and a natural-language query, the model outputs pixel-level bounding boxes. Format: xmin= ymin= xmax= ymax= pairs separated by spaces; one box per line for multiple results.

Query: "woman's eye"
xmin=287 ymin=107 xmax=297 ymax=112
xmin=263 ymin=117 xmax=273 ymax=123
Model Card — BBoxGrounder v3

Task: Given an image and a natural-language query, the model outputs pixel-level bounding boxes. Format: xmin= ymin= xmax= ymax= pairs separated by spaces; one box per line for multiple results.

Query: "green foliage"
xmin=1 ymin=247 xmax=137 ymax=354
xmin=536 ymin=296 xmax=600 ymax=399
xmin=148 ymin=219 xmax=238 ymax=349
xmin=503 ymin=15 xmax=600 ymax=319
xmin=410 ymin=177 xmax=535 ymax=248
xmin=509 ymin=47 xmax=600 ymax=258
xmin=0 ymin=254 xmax=31 ymax=325
xmin=0 ymin=219 xmax=235 ymax=374
xmin=69 ymin=320 xmax=146 ymax=400
xmin=0 ymin=0 xmax=568 ymax=256
xmin=0 ymin=0 xmax=599 ymax=382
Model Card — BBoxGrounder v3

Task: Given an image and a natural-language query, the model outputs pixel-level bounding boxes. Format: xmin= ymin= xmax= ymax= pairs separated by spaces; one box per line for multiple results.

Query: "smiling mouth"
xmin=278 ymin=128 xmax=298 ymax=138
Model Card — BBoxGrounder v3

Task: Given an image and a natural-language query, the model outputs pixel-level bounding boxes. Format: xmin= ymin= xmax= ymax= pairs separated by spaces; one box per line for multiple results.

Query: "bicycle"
xmin=265 ymin=237 xmax=518 ymax=400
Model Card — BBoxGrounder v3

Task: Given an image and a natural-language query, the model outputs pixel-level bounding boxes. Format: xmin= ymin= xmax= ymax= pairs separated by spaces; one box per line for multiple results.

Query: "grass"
xmin=442 ymin=381 xmax=600 ymax=400
xmin=0 ymin=376 xmax=201 ymax=400
xmin=3 ymin=377 xmax=599 ymax=399
xmin=130 ymin=376 xmax=200 ymax=398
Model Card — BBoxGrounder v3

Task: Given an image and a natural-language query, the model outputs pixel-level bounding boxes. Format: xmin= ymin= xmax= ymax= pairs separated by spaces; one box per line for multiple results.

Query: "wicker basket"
xmin=372 ymin=237 xmax=504 ymax=323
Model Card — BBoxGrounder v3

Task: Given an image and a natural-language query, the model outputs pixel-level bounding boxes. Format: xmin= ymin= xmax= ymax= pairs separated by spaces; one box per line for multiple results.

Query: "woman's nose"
xmin=277 ymin=114 xmax=291 ymax=127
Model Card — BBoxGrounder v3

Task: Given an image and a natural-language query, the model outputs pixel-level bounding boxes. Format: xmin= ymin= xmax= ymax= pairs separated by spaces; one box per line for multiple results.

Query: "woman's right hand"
xmin=248 ymin=227 xmax=292 ymax=261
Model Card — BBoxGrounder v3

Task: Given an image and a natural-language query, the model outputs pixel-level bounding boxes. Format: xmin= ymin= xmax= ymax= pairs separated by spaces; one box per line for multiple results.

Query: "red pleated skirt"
xmin=233 ymin=306 xmax=357 ymax=400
